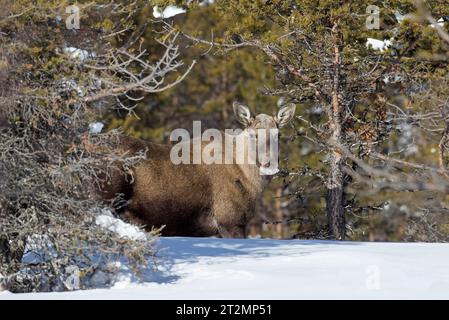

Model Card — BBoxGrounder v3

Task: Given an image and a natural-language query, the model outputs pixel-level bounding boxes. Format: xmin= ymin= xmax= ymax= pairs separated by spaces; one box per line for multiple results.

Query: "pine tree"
xmin=155 ymin=0 xmax=449 ymax=240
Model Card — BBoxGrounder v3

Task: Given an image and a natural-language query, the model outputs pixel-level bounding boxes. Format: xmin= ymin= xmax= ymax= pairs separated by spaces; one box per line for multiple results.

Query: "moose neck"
xmin=233 ymin=129 xmax=267 ymax=191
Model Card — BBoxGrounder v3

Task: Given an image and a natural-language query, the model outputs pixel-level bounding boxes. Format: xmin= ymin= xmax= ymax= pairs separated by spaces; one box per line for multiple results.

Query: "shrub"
xmin=0 ymin=0 xmax=191 ymax=292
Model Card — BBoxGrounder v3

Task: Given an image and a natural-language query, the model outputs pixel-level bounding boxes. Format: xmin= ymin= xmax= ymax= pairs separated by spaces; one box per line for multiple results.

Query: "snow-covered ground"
xmin=153 ymin=6 xmax=186 ymax=19
xmin=1 ymin=237 xmax=449 ymax=299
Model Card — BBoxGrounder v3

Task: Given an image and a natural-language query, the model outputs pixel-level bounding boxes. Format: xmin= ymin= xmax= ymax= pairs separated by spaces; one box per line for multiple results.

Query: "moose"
xmin=99 ymin=102 xmax=296 ymax=238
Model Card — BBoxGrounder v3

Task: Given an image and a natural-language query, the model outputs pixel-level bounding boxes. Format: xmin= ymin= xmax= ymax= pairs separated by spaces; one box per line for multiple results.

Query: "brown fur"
xmin=99 ymin=103 xmax=295 ymax=238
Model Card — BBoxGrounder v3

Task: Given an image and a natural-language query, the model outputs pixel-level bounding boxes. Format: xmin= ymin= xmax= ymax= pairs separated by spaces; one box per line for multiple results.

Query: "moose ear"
xmin=233 ymin=102 xmax=253 ymax=127
xmin=275 ymin=103 xmax=296 ymax=128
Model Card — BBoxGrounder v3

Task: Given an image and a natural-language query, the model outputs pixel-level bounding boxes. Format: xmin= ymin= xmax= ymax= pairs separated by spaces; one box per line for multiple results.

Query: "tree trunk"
xmin=326 ymin=157 xmax=346 ymax=239
xmin=274 ymin=186 xmax=284 ymax=239
xmin=326 ymin=22 xmax=346 ymax=240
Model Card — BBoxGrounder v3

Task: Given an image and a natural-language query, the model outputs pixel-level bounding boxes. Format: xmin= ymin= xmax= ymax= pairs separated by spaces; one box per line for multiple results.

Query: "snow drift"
xmin=1 ymin=237 xmax=449 ymax=299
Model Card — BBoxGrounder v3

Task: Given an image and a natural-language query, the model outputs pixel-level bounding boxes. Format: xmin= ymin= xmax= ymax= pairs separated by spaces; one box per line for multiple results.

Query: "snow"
xmin=366 ymin=38 xmax=392 ymax=52
xmin=394 ymin=11 xmax=445 ymax=27
xmin=394 ymin=11 xmax=415 ymax=24
xmin=1 ymin=237 xmax=449 ymax=299
xmin=153 ymin=6 xmax=186 ymax=19
xmin=63 ymin=47 xmax=95 ymax=61
xmin=95 ymin=212 xmax=146 ymax=241
xmin=59 ymin=78 xmax=84 ymax=97
xmin=430 ymin=18 xmax=445 ymax=29
xmin=397 ymin=122 xmax=418 ymax=156
xmin=22 ymin=235 xmax=57 ymax=265
xmin=395 ymin=12 xmax=406 ymax=23
xmin=89 ymin=122 xmax=104 ymax=134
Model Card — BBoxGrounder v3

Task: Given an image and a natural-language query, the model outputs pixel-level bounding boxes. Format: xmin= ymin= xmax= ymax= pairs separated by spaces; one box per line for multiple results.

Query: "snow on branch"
xmin=416 ymin=0 xmax=449 ymax=45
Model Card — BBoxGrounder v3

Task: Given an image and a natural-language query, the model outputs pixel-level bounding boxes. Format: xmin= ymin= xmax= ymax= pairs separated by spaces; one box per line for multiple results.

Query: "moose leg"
xmin=213 ymin=209 xmax=248 ymax=238
xmin=227 ymin=224 xmax=247 ymax=238
xmin=216 ymin=223 xmax=247 ymax=238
